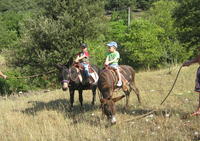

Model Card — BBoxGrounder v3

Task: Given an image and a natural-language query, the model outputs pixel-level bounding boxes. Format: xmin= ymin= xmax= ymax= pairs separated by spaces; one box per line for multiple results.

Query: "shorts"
xmin=195 ymin=67 xmax=200 ymax=92
xmin=109 ymin=64 xmax=119 ymax=70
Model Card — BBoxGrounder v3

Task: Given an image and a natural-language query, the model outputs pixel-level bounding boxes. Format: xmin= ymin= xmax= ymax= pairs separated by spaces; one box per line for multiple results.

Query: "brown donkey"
xmin=98 ymin=65 xmax=141 ymax=124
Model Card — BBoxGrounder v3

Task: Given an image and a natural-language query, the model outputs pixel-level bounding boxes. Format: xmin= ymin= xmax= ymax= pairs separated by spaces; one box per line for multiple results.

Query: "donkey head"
xmin=100 ymin=95 xmax=125 ymax=124
xmin=56 ymin=64 xmax=70 ymax=91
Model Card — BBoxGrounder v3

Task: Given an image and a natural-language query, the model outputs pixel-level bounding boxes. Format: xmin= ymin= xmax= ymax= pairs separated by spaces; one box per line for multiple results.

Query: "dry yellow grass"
xmin=0 ymin=65 xmax=200 ymax=141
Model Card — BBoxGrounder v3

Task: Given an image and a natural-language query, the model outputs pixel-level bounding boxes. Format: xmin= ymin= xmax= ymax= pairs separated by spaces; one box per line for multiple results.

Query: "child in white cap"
xmin=105 ymin=41 xmax=122 ymax=87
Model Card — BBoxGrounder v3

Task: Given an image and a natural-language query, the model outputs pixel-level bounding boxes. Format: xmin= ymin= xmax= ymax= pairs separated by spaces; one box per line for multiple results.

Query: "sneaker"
xmin=117 ymin=80 xmax=122 ymax=87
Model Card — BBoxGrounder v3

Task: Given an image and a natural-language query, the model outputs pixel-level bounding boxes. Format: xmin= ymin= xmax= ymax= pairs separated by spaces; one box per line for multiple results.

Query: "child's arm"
xmin=108 ymin=57 xmax=119 ymax=64
xmin=75 ymin=53 xmax=88 ymax=62
xmin=0 ymin=71 xmax=7 ymax=79
xmin=104 ymin=56 xmax=109 ymax=65
xmin=105 ymin=57 xmax=119 ymax=65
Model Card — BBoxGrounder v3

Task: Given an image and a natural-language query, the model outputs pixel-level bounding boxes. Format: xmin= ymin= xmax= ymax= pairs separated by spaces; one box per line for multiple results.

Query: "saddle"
xmin=73 ymin=62 xmax=95 ymax=73
xmin=73 ymin=62 xmax=98 ymax=85
xmin=105 ymin=66 xmax=129 ymax=91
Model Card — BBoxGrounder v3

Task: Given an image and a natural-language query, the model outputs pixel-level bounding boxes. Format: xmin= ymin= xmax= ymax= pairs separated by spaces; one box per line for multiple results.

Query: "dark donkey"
xmin=57 ymin=58 xmax=100 ymax=109
xmin=98 ymin=65 xmax=141 ymax=124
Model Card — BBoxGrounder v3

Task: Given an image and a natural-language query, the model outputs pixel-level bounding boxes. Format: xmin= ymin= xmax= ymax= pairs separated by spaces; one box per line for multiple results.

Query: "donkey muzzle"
xmin=62 ymin=82 xmax=68 ymax=91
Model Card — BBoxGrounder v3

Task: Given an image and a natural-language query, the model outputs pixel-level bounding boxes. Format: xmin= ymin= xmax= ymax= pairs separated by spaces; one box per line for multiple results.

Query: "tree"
xmin=120 ymin=19 xmax=165 ymax=69
xmin=136 ymin=0 xmax=158 ymax=10
xmin=105 ymin=0 xmax=136 ymax=11
xmin=0 ymin=11 xmax=26 ymax=50
xmin=0 ymin=0 xmax=43 ymax=51
xmin=10 ymin=0 xmax=106 ymax=76
xmin=105 ymin=20 xmax=127 ymax=42
xmin=174 ymin=0 xmax=200 ymax=55
xmin=0 ymin=0 xmax=43 ymax=13
xmin=145 ymin=0 xmax=187 ymax=64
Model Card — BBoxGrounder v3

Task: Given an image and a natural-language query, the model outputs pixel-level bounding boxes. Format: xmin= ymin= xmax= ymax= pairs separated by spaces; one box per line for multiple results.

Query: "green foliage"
xmin=106 ymin=20 xmax=127 ymax=42
xmin=105 ymin=0 xmax=136 ymax=11
xmin=87 ymin=41 xmax=107 ymax=68
xmin=0 ymin=0 xmax=42 ymax=13
xmin=104 ymin=0 xmax=187 ymax=69
xmin=0 ymin=70 xmax=30 ymax=95
xmin=136 ymin=0 xmax=159 ymax=10
xmin=174 ymin=0 xmax=200 ymax=55
xmin=145 ymin=0 xmax=188 ymax=64
xmin=0 ymin=10 xmax=33 ymax=51
xmin=41 ymin=0 xmax=106 ymax=41
xmin=0 ymin=12 xmax=20 ymax=50
xmin=1 ymin=0 xmax=198 ymax=92
xmin=8 ymin=0 xmax=106 ymax=88
xmin=120 ymin=19 xmax=165 ymax=68
xmin=0 ymin=22 xmax=17 ymax=50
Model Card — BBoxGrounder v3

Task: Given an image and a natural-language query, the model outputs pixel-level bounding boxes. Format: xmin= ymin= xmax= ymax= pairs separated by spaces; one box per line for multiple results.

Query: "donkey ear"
xmin=65 ymin=57 xmax=74 ymax=68
xmin=112 ymin=95 xmax=125 ymax=103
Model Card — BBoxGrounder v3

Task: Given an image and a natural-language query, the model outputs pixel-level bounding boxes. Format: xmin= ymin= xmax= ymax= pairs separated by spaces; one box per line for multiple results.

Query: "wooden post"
xmin=128 ymin=7 xmax=131 ymax=26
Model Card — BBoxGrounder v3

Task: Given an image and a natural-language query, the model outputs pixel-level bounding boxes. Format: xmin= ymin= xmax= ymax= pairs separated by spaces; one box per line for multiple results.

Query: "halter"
xmin=62 ymin=80 xmax=70 ymax=83
xmin=61 ymin=67 xmax=79 ymax=84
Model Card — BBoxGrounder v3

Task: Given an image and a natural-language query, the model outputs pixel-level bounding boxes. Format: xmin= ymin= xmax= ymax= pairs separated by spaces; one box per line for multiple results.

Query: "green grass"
xmin=0 ymin=65 xmax=200 ymax=141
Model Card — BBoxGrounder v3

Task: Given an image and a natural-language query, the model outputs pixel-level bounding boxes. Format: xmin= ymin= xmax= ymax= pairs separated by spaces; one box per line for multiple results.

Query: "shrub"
xmin=0 ymin=70 xmax=30 ymax=96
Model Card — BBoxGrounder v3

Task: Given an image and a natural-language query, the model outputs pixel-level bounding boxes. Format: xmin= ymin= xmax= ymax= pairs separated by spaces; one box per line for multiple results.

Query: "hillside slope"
xmin=0 ymin=65 xmax=199 ymax=141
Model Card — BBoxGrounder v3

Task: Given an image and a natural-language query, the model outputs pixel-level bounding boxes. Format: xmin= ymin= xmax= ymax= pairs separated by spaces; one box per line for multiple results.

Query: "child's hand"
xmin=104 ymin=62 xmax=109 ymax=65
xmin=2 ymin=75 xmax=7 ymax=79
xmin=75 ymin=58 xmax=79 ymax=63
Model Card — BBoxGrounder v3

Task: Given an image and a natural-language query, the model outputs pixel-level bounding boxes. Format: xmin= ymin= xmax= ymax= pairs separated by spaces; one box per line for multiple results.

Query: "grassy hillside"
xmin=0 ymin=65 xmax=200 ymax=141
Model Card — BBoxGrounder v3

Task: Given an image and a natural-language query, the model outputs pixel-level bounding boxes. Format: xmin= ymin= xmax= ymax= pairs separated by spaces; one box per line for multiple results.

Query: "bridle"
xmin=61 ymin=67 xmax=80 ymax=84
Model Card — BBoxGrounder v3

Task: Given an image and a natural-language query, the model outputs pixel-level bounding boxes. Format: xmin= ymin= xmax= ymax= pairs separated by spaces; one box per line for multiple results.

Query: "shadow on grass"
xmin=20 ymin=98 xmax=104 ymax=126
xmin=20 ymin=98 xmax=195 ymax=127
xmin=22 ymin=98 xmax=99 ymax=116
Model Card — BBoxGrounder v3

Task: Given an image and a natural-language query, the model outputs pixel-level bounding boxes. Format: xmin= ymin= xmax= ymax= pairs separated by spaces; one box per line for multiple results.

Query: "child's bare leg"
xmin=116 ymin=68 xmax=122 ymax=87
xmin=76 ymin=68 xmax=82 ymax=82
xmin=116 ymin=68 xmax=121 ymax=82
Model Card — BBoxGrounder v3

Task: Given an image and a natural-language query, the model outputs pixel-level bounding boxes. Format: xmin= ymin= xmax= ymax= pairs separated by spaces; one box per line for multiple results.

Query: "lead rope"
xmin=160 ymin=66 xmax=183 ymax=105
xmin=123 ymin=65 xmax=183 ymax=123
xmin=8 ymin=70 xmax=56 ymax=79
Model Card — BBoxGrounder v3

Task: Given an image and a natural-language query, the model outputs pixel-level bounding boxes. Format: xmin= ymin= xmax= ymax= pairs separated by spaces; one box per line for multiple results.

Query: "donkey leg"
xmin=69 ymin=89 xmax=75 ymax=110
xmin=91 ymin=86 xmax=97 ymax=105
xmin=78 ymin=89 xmax=83 ymax=107
xmin=130 ymin=83 xmax=141 ymax=104
xmin=124 ymin=90 xmax=130 ymax=110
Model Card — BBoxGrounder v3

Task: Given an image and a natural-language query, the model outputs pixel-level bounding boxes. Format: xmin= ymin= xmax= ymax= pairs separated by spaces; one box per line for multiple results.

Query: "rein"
xmin=62 ymin=67 xmax=80 ymax=83
xmin=160 ymin=66 xmax=183 ymax=105
xmin=8 ymin=70 xmax=56 ymax=79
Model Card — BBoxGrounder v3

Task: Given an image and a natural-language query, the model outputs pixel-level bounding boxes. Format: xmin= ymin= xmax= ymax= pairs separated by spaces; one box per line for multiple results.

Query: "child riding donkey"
xmin=74 ymin=43 xmax=98 ymax=85
xmin=104 ymin=41 xmax=128 ymax=88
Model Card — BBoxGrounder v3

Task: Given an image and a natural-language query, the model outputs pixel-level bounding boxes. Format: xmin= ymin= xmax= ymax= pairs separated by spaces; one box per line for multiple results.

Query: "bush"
xmin=0 ymin=70 xmax=30 ymax=96
xmin=87 ymin=41 xmax=107 ymax=68
xmin=120 ymin=19 xmax=165 ymax=69
xmin=174 ymin=0 xmax=200 ymax=56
